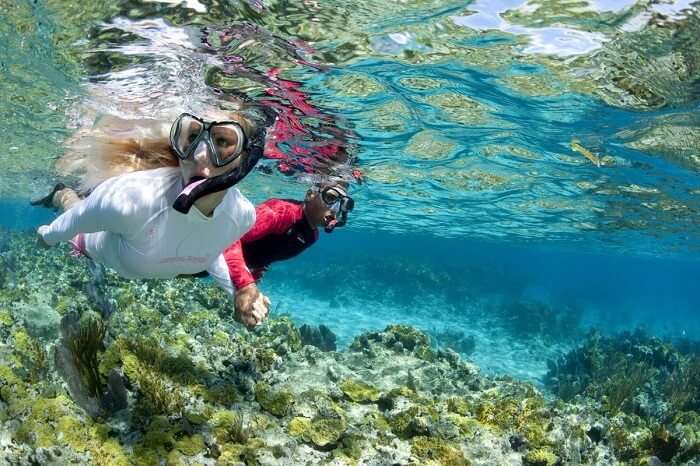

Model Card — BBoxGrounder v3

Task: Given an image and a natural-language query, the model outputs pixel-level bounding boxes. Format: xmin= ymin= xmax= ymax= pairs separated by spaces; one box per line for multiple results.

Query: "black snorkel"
xmin=172 ymin=107 xmax=276 ymax=214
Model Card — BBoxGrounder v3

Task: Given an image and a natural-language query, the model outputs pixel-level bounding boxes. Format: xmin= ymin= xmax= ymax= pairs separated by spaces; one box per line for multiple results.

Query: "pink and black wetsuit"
xmin=224 ymin=198 xmax=318 ymax=290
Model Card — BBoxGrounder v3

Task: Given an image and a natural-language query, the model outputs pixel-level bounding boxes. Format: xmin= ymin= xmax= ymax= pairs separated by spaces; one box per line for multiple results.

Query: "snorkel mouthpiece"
xmin=324 ymin=218 xmax=338 ymax=233
xmin=173 ymin=144 xmax=264 ymax=214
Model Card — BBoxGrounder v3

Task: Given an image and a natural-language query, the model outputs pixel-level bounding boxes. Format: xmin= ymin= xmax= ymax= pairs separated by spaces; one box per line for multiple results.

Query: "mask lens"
xmin=174 ymin=115 xmax=204 ymax=158
xmin=211 ymin=124 xmax=244 ymax=165
xmin=322 ymin=187 xmax=341 ymax=205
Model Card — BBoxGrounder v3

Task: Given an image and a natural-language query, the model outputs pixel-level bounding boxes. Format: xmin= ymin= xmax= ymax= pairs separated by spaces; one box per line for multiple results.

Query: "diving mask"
xmin=170 ymin=108 xmax=276 ymax=214
xmin=319 ymin=185 xmax=354 ymax=232
xmin=170 ymin=113 xmax=248 ymax=167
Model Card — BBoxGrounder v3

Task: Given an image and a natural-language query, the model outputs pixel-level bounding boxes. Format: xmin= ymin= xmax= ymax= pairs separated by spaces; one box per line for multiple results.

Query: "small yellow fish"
xmin=570 ymin=139 xmax=601 ymax=167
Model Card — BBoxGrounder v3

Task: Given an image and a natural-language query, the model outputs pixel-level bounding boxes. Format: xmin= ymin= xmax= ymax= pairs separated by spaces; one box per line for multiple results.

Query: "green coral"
xmin=350 ymin=325 xmax=436 ymax=361
xmin=0 ymin=309 xmax=12 ymax=326
xmin=122 ymin=352 xmax=184 ymax=416
xmin=132 ymin=416 xmax=180 ymax=465
xmin=545 ymin=331 xmax=700 ymax=462
xmin=108 ymin=336 xmax=201 ymax=416
xmin=255 ymin=382 xmax=294 ymax=417
xmin=288 ymin=417 xmax=312 ymax=437
xmin=255 ymin=348 xmax=278 ymax=373
xmin=250 ymin=317 xmax=303 ymax=353
xmin=446 ymin=396 xmax=471 ymax=416
xmin=175 ymin=434 xmax=206 ymax=456
xmin=216 ymin=443 xmax=246 ymax=465
xmin=377 ymin=386 xmax=416 ymax=411
xmin=411 ymin=436 xmax=470 ymax=466
xmin=473 ymin=385 xmax=551 ymax=449
xmin=0 ymin=364 xmax=28 ymax=404
xmin=387 ymin=405 xmax=436 ymax=439
xmin=286 ymin=415 xmax=347 ymax=449
xmin=363 ymin=411 xmax=391 ymax=433
xmin=340 ymin=378 xmax=380 ymax=403
xmin=196 ymin=382 xmax=240 ymax=406
xmin=13 ymin=395 xmax=129 ymax=465
xmin=308 ymin=417 xmax=347 ymax=448
xmin=10 ymin=328 xmax=47 ymax=383
xmin=523 ymin=448 xmax=558 ymax=466
xmin=446 ymin=413 xmax=479 ymax=438
xmin=212 ymin=409 xmax=250 ymax=444
xmin=65 ymin=311 xmax=107 ymax=399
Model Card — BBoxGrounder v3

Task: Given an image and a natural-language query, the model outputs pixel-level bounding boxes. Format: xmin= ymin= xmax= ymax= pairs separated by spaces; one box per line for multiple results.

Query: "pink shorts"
xmin=69 ymin=234 xmax=88 ymax=258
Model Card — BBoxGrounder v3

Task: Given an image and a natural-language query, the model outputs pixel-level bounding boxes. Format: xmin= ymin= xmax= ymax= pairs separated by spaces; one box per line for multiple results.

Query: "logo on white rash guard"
xmin=158 ymin=256 xmax=209 ymax=264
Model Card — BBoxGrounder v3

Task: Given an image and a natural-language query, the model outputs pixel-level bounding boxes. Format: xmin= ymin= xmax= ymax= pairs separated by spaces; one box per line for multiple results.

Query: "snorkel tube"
xmin=172 ymin=107 xmax=276 ymax=214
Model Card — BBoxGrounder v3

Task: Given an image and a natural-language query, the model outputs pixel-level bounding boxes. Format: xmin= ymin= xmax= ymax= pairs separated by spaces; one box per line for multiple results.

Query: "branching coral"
xmin=64 ymin=311 xmax=107 ymax=400
xmin=11 ymin=328 xmax=48 ymax=383
xmin=546 ymin=330 xmax=700 ymax=463
xmin=663 ymin=357 xmax=700 ymax=412
xmin=213 ymin=409 xmax=250 ymax=444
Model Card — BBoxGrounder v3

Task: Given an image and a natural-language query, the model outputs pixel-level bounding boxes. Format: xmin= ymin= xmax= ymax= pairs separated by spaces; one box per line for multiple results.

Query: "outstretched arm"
xmin=224 ymin=240 xmax=256 ymax=290
xmin=38 ymin=178 xmax=144 ymax=246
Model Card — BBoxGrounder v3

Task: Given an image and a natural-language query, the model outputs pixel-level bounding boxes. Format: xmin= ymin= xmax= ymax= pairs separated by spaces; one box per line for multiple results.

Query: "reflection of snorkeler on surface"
xmin=202 ymin=25 xmax=363 ymax=181
xmin=33 ymin=103 xmax=276 ymax=325
xmin=224 ymin=182 xmax=354 ymax=327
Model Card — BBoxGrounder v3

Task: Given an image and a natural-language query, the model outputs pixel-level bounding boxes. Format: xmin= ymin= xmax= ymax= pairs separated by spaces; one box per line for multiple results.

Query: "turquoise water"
xmin=1 ymin=0 xmax=699 ymax=368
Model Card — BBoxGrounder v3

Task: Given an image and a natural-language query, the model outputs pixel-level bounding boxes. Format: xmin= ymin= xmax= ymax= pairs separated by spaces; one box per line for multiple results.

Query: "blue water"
xmin=2 ymin=0 xmax=700 ymax=380
xmin=261 ymin=228 xmax=700 ymax=378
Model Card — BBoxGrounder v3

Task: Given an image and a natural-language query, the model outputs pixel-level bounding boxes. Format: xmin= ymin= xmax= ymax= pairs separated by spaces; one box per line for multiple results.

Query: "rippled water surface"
xmin=1 ymin=0 xmax=699 ymax=255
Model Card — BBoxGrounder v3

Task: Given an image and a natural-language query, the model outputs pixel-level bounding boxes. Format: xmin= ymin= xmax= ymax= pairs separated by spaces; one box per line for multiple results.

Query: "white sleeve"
xmin=39 ymin=178 xmax=146 ymax=246
xmin=207 ymin=254 xmax=234 ymax=297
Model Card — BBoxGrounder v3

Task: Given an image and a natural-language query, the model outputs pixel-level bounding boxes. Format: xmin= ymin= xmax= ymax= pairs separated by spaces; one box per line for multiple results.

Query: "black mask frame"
xmin=169 ymin=113 xmax=248 ymax=168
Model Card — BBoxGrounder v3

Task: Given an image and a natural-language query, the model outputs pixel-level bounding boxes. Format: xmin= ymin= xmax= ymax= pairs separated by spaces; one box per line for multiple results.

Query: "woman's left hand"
xmin=36 ymin=226 xmax=50 ymax=249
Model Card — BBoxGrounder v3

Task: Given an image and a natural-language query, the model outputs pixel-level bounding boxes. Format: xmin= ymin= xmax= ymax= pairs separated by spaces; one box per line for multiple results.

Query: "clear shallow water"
xmin=1 ymin=0 xmax=700 ymax=373
xmin=262 ymin=229 xmax=700 ymax=379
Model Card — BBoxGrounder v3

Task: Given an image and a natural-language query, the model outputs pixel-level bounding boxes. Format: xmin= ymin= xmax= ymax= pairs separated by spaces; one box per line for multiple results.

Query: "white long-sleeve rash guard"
xmin=38 ymin=167 xmax=255 ymax=296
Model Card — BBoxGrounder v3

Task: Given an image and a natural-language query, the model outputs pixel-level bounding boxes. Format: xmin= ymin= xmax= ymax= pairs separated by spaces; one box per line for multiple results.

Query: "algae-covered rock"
xmin=3 ymin=230 xmax=697 ymax=465
xmin=350 ymin=324 xmax=436 ymax=361
xmin=411 ymin=436 xmax=470 ymax=466
xmin=288 ymin=416 xmax=312 ymax=438
xmin=255 ymin=382 xmax=295 ymax=417
xmin=287 ymin=415 xmax=347 ymax=449
xmin=299 ymin=324 xmax=337 ymax=352
xmin=340 ymin=378 xmax=380 ymax=403
xmin=524 ymin=447 xmax=558 ymax=466
xmin=251 ymin=317 xmax=303 ymax=354
xmin=387 ymin=405 xmax=436 ymax=439
xmin=175 ymin=433 xmax=205 ymax=456
xmin=212 ymin=409 xmax=249 ymax=444
xmin=378 ymin=386 xmax=417 ymax=411
xmin=308 ymin=416 xmax=347 ymax=448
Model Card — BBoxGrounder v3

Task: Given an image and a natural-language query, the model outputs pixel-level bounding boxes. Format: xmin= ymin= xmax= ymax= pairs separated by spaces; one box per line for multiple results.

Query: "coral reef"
xmin=0 ymin=231 xmax=698 ymax=465
xmin=546 ymin=330 xmax=700 ymax=464
xmin=299 ymin=324 xmax=337 ymax=352
xmin=431 ymin=328 xmax=476 ymax=356
xmin=496 ymin=299 xmax=583 ymax=343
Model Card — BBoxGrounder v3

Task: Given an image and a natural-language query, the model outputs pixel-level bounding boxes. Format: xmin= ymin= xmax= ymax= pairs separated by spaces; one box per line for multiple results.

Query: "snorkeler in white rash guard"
xmin=35 ymin=104 xmax=276 ymax=325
